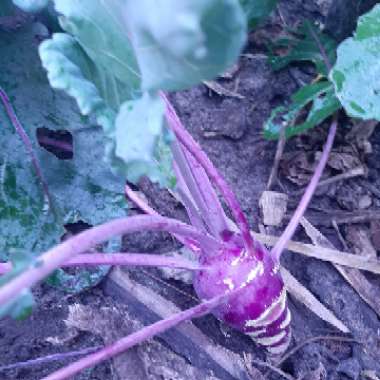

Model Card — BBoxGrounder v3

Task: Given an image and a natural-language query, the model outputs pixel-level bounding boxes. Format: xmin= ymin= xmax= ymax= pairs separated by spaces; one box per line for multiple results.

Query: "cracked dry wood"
xmin=108 ymin=268 xmax=251 ymax=380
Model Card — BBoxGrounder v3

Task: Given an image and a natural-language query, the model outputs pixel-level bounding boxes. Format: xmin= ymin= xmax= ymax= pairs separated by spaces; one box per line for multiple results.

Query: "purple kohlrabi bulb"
xmin=193 ymin=236 xmax=291 ymax=355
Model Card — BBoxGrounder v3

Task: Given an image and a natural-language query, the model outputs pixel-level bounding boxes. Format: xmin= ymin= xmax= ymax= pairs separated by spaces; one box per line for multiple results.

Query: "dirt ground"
xmin=1 ymin=2 xmax=380 ymax=380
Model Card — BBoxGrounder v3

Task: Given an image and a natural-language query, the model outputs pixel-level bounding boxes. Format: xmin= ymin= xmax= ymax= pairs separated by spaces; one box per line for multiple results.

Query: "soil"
xmin=1 ymin=2 xmax=380 ymax=380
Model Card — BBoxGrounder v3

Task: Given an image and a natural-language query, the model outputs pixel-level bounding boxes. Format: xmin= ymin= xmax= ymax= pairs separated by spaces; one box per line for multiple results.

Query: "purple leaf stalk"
xmin=0 ymin=87 xmax=52 ymax=208
xmin=0 ymin=95 xmax=337 ymax=380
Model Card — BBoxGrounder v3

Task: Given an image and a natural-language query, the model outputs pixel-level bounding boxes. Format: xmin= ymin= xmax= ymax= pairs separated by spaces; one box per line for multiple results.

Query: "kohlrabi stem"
xmin=38 ymin=136 xmax=73 ymax=153
xmin=161 ymin=93 xmax=258 ymax=259
xmin=0 ymin=253 xmax=203 ymax=275
xmin=0 ymin=262 xmax=11 ymax=275
xmin=41 ymin=284 xmax=246 ymax=380
xmin=174 ymin=169 xmax=208 ymax=233
xmin=0 ymin=86 xmax=52 ymax=208
xmin=271 ymin=117 xmax=337 ymax=261
xmin=124 ymin=183 xmax=201 ymax=249
xmin=183 ymin=145 xmax=230 ymax=235
xmin=124 ymin=184 xmax=158 ymax=216
xmin=172 ymin=140 xmax=226 ymax=236
xmin=0 ymin=346 xmax=102 ymax=372
xmin=0 ymin=215 xmax=220 ymax=306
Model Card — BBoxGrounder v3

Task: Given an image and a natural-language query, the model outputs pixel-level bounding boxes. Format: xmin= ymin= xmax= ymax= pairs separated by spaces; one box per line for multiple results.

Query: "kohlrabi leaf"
xmin=0 ymin=250 xmax=36 ymax=320
xmin=0 ymin=26 xmax=127 ymax=255
xmin=0 ymin=0 xmax=15 ymax=16
xmin=124 ymin=0 xmax=247 ymax=92
xmin=264 ymin=81 xmax=340 ymax=139
xmin=39 ymin=33 xmax=174 ymax=186
xmin=239 ymin=0 xmax=277 ymax=29
xmin=268 ymin=21 xmax=337 ymax=76
xmin=41 ymin=0 xmax=246 ymax=185
xmin=0 ymin=25 xmax=127 ymax=314
xmin=330 ymin=4 xmax=380 ymax=120
xmin=53 ymin=0 xmax=141 ymax=94
xmin=12 ymin=0 xmax=48 ymax=12
xmin=114 ymin=93 xmax=174 ymax=185
xmin=40 ymin=1 xmax=174 ymax=185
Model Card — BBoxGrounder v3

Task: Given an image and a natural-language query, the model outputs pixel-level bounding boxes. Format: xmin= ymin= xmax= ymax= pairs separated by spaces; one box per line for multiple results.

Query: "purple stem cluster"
xmin=161 ymin=93 xmax=258 ymax=259
xmin=0 ymin=215 xmax=220 ymax=306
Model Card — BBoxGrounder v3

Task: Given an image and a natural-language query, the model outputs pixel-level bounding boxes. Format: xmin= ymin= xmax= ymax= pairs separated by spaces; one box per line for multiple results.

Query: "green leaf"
xmin=0 ymin=288 xmax=35 ymax=320
xmin=0 ymin=250 xmax=37 ymax=320
xmin=40 ymin=0 xmax=246 ymax=185
xmin=268 ymin=21 xmax=337 ymax=76
xmin=0 ymin=1 xmax=15 ymax=16
xmin=0 ymin=27 xmax=126 ymax=256
xmin=239 ymin=0 xmax=277 ymax=29
xmin=114 ymin=93 xmax=174 ymax=185
xmin=39 ymin=33 xmax=173 ymax=186
xmin=12 ymin=0 xmax=48 ymax=12
xmin=264 ymin=81 xmax=340 ymax=139
xmin=124 ymin=0 xmax=247 ymax=92
xmin=330 ymin=4 xmax=380 ymax=120
xmin=53 ymin=0 xmax=141 ymax=94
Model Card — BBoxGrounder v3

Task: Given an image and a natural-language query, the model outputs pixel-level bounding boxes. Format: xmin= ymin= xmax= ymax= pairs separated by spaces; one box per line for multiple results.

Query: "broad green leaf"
xmin=239 ymin=0 xmax=277 ymax=29
xmin=53 ymin=0 xmax=141 ymax=94
xmin=268 ymin=21 xmax=337 ymax=76
xmin=124 ymin=0 xmax=247 ymax=92
xmin=46 ymin=236 xmax=120 ymax=293
xmin=114 ymin=93 xmax=175 ymax=185
xmin=0 ymin=288 xmax=35 ymax=320
xmin=0 ymin=1 xmax=15 ymax=16
xmin=39 ymin=33 xmax=174 ymax=186
xmin=330 ymin=4 xmax=380 ymax=120
xmin=356 ymin=4 xmax=380 ymax=40
xmin=0 ymin=26 xmax=126 ymax=256
xmin=41 ymin=0 xmax=247 ymax=184
xmin=0 ymin=251 xmax=37 ymax=320
xmin=12 ymin=0 xmax=48 ymax=12
xmin=264 ymin=81 xmax=340 ymax=139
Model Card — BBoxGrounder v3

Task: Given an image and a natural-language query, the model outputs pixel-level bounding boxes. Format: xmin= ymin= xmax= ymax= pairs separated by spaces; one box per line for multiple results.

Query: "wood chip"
xmin=300 ymin=218 xmax=380 ymax=319
xmin=203 ymin=80 xmax=245 ymax=99
xmin=259 ymin=191 xmax=288 ymax=226
xmin=281 ymin=267 xmax=349 ymax=333
xmin=65 ymin=303 xmax=220 ymax=380
xmin=109 ymin=268 xmax=249 ymax=380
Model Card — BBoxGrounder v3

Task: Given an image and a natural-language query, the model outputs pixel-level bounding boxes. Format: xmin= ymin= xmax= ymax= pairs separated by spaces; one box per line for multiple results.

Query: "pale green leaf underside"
xmin=40 ymin=0 xmax=246 ymax=185
xmin=124 ymin=0 xmax=247 ymax=92
xmin=330 ymin=4 xmax=380 ymax=120
xmin=54 ymin=0 xmax=141 ymax=94
xmin=12 ymin=0 xmax=48 ymax=12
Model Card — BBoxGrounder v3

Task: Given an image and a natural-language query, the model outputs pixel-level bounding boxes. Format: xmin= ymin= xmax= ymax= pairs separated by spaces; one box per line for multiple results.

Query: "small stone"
xmin=358 ymin=194 xmax=372 ymax=209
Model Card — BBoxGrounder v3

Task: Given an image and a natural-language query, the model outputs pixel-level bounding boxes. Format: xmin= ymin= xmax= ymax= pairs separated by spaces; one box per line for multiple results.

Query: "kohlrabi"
xmin=0 ymin=90 xmax=337 ymax=379
xmin=0 ymin=0 xmax=340 ymax=378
